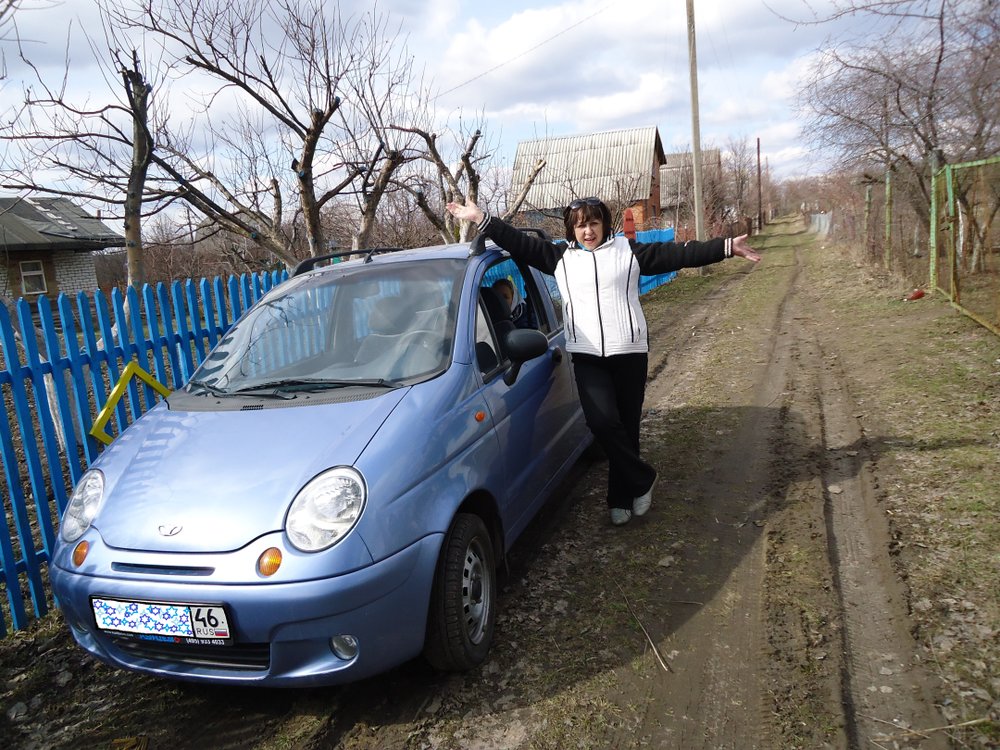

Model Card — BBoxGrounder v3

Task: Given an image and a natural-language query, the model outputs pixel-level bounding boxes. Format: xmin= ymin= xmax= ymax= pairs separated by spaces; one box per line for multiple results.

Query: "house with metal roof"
xmin=0 ymin=197 xmax=124 ymax=302
xmin=510 ymin=126 xmax=666 ymax=229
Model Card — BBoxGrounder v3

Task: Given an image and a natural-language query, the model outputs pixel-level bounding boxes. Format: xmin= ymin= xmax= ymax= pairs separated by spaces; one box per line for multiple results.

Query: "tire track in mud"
xmin=813 ymin=322 xmax=948 ymax=748
xmin=766 ymin=240 xmax=947 ymax=748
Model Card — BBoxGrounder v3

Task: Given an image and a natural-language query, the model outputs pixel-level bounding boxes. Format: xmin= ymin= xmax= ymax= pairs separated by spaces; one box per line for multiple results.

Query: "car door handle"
xmin=551 ymin=346 xmax=563 ymax=364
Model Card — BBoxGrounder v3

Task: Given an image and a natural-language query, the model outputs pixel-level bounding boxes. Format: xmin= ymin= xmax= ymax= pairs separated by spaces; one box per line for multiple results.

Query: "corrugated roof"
xmin=511 ymin=126 xmax=665 ymax=210
xmin=0 ymin=197 xmax=124 ymax=252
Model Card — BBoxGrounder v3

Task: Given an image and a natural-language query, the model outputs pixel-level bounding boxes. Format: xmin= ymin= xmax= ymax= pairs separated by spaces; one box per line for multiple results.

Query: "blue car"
xmin=49 ymin=238 xmax=592 ymax=686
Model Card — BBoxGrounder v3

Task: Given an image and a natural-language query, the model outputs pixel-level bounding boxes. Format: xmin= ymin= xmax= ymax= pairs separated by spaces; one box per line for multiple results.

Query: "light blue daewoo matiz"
xmin=49 ymin=236 xmax=592 ymax=686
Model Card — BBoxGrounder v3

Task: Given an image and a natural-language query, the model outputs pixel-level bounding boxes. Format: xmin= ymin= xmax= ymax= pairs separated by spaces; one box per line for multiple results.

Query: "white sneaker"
xmin=632 ymin=474 xmax=658 ymax=516
xmin=610 ymin=508 xmax=633 ymax=526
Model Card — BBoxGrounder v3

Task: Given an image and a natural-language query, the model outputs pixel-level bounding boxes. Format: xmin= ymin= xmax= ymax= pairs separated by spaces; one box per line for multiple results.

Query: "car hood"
xmin=91 ymin=390 xmax=408 ymax=553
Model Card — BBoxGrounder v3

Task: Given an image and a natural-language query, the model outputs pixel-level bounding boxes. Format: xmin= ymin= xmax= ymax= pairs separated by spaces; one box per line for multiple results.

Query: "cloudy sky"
xmin=388 ymin=0 xmax=880 ymax=179
xmin=2 ymin=0 xmax=892 ymax=182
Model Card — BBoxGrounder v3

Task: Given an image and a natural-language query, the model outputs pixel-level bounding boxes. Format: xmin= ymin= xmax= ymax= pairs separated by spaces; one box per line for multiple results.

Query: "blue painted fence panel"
xmin=0 ymin=269 xmax=288 ymax=636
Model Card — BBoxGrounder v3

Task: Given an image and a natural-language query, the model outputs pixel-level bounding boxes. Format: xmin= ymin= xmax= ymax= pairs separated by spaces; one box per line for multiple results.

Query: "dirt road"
xmin=6 ymin=218 xmax=988 ymax=749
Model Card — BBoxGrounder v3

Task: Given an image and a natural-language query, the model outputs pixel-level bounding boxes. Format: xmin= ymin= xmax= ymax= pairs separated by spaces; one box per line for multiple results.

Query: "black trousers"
xmin=572 ymin=352 xmax=658 ymax=509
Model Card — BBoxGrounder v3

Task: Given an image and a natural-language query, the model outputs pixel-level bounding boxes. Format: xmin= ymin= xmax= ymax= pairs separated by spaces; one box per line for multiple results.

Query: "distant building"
xmin=510 ymin=126 xmax=666 ymax=229
xmin=0 ymin=197 xmax=124 ymax=301
xmin=659 ymin=149 xmax=723 ymax=214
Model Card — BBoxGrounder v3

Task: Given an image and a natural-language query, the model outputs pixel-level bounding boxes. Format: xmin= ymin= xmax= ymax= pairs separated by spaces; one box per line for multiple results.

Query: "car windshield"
xmin=188 ymin=258 xmax=464 ymax=394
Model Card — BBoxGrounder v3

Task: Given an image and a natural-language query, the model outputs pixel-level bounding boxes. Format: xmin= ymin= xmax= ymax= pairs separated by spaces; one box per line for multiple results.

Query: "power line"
xmin=432 ymin=2 xmax=614 ymax=102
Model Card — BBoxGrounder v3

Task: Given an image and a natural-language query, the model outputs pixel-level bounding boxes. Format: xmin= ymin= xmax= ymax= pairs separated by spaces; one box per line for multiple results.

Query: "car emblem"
xmin=158 ymin=524 xmax=183 ymax=537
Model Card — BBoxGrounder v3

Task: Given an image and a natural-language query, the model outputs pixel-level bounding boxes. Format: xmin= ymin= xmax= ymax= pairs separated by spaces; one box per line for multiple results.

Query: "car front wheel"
xmin=424 ymin=513 xmax=496 ymax=671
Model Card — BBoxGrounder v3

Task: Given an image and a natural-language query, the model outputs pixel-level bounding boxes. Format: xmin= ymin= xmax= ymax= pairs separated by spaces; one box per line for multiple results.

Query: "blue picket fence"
xmin=0 ymin=227 xmax=677 ymax=638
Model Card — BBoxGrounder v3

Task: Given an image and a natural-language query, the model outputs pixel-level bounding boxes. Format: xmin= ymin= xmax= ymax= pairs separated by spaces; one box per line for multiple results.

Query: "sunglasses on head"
xmin=567 ymin=197 xmax=603 ymax=211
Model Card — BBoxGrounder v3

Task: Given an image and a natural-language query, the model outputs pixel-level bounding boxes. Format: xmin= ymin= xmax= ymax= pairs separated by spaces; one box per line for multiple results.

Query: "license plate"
xmin=91 ymin=597 xmax=232 ymax=645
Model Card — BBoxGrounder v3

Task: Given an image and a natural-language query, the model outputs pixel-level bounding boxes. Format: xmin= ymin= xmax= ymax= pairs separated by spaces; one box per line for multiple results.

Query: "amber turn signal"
xmin=72 ymin=541 xmax=90 ymax=567
xmin=257 ymin=547 xmax=282 ymax=577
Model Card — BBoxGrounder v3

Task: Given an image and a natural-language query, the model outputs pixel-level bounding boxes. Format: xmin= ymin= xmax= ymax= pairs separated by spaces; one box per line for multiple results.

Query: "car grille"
xmin=111 ymin=637 xmax=270 ymax=671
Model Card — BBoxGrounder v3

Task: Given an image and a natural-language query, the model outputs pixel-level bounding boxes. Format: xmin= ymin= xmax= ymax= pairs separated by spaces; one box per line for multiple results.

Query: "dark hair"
xmin=562 ymin=198 xmax=612 ymax=245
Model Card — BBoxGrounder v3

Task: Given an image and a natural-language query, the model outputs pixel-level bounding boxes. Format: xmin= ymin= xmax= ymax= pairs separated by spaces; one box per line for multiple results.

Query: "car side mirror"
xmin=503 ymin=329 xmax=548 ymax=386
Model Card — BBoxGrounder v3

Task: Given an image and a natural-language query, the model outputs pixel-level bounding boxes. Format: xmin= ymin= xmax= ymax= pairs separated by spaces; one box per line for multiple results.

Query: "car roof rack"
xmin=290 ymin=247 xmax=407 ymax=277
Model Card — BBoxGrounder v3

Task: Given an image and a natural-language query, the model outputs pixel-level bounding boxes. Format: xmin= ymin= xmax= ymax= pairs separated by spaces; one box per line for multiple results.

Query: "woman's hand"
xmin=732 ymin=235 xmax=761 ymax=263
xmin=445 ymin=197 xmax=485 ymax=225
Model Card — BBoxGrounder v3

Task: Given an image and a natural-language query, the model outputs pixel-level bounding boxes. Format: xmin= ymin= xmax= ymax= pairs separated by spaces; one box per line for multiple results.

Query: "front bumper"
xmin=50 ymin=533 xmax=443 ymax=687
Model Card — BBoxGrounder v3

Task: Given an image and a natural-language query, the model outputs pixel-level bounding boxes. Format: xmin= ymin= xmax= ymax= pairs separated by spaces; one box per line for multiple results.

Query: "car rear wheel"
xmin=424 ymin=513 xmax=496 ymax=671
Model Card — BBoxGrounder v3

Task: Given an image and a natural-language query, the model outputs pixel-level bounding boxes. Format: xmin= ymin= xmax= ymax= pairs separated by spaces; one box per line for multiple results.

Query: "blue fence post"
xmin=142 ymin=284 xmax=169 ymax=389
xmin=111 ymin=288 xmax=142 ymax=423
xmin=212 ymin=277 xmax=228 ymax=340
xmin=183 ymin=280 xmax=206 ymax=365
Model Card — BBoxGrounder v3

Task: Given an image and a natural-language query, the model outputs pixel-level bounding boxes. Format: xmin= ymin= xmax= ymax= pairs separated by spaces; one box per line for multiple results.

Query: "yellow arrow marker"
xmin=89 ymin=361 xmax=171 ymax=446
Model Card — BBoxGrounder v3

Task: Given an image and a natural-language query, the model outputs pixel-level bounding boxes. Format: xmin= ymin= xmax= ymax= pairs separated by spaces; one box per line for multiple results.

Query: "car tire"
xmin=424 ymin=513 xmax=496 ymax=671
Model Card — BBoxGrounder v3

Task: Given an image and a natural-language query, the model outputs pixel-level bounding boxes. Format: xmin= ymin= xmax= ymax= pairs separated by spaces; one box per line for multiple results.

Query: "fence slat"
xmin=171 ymin=281 xmax=195 ymax=383
xmin=58 ymin=295 xmax=100 ymax=468
xmin=186 ymin=280 xmax=208 ymax=363
xmin=142 ymin=284 xmax=170 ymax=389
xmin=39 ymin=299 xmax=85 ymax=489
xmin=76 ymin=292 xmax=112 ymax=474
xmin=0 ymin=306 xmax=33 ymax=634
xmin=94 ymin=290 xmax=129 ymax=436
xmin=0 ymin=305 xmax=49 ymax=621
xmin=16 ymin=301 xmax=63 ymax=544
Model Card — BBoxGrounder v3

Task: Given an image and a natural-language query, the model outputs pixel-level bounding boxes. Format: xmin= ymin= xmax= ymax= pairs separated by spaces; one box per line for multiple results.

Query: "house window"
xmin=20 ymin=260 xmax=47 ymax=295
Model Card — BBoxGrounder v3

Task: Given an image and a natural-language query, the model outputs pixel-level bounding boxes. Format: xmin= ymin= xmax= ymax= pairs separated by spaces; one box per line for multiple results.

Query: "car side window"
xmin=537 ymin=272 xmax=563 ymax=329
xmin=482 ymin=259 xmax=544 ymax=333
xmin=475 ymin=295 xmax=504 ymax=375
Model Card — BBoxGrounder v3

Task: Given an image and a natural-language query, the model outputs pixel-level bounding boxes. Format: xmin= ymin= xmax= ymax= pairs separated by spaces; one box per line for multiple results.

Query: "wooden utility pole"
xmin=686 ymin=0 xmax=705 ymax=241
xmin=756 ymin=137 xmax=763 ymax=232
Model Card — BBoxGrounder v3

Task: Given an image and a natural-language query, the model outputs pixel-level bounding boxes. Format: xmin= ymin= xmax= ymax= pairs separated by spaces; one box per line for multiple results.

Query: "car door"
xmin=476 ymin=257 xmax=588 ymax=547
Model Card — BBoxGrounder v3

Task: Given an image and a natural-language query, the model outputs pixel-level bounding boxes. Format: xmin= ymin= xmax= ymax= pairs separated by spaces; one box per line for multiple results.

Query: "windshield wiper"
xmin=229 ymin=377 xmax=403 ymax=395
xmin=187 ymin=379 xmax=232 ymax=397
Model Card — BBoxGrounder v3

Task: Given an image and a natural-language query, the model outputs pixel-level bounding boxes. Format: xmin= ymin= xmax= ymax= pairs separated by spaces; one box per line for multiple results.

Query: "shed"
xmin=511 ymin=126 xmax=666 ymax=229
xmin=0 ymin=197 xmax=124 ymax=301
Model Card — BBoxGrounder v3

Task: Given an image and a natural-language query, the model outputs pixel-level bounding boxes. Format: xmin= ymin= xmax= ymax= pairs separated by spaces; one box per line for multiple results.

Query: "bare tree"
xmin=2 ymin=0 xmax=426 ymax=275
xmin=101 ymin=0 xmax=425 ymax=262
xmin=392 ymin=115 xmax=546 ymax=244
xmin=725 ymin=135 xmax=755 ymax=221
xmin=798 ymin=0 xmax=999 ymax=227
xmin=1 ymin=24 xmax=164 ymax=291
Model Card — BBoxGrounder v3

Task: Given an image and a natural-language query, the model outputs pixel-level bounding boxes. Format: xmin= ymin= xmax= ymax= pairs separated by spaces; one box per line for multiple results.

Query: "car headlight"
xmin=61 ymin=470 xmax=105 ymax=542
xmin=286 ymin=467 xmax=366 ymax=552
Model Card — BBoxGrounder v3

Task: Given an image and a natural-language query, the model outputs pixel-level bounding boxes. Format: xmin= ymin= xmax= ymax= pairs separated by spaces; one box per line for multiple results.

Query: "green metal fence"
xmin=931 ymin=156 xmax=1000 ymax=336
